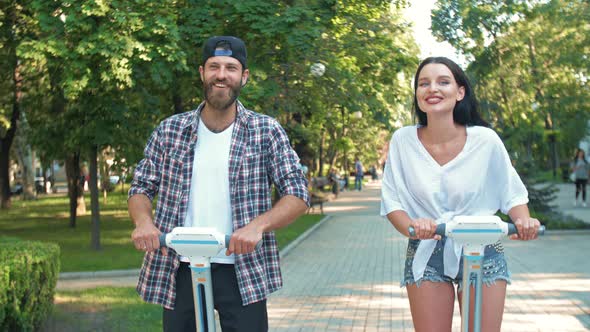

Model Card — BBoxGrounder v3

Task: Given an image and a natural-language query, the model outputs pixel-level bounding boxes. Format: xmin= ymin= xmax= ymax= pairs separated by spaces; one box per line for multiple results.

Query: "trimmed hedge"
xmin=0 ymin=238 xmax=60 ymax=332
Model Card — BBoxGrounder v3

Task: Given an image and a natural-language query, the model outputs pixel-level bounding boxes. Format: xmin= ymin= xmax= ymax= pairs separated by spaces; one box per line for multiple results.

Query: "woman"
xmin=571 ymin=148 xmax=589 ymax=207
xmin=380 ymin=57 xmax=541 ymax=332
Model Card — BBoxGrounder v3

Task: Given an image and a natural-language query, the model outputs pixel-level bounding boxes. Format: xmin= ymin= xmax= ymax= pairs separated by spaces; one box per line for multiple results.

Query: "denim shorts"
xmin=402 ymin=237 xmax=511 ymax=291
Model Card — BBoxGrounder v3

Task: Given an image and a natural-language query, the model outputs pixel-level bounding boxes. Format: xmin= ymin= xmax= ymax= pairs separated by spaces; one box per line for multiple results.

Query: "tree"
xmin=0 ymin=0 xmax=35 ymax=208
xmin=26 ymin=0 xmax=185 ymax=248
xmin=293 ymin=0 xmax=418 ymax=174
xmin=432 ymin=0 xmax=589 ymax=167
xmin=8 ymin=0 xmax=420 ymax=249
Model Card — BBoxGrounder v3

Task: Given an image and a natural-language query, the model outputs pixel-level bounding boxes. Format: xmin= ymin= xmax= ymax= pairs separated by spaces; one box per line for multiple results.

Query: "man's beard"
xmin=203 ymin=80 xmax=242 ymax=111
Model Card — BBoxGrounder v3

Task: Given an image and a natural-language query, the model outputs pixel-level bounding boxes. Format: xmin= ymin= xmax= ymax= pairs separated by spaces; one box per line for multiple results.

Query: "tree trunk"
xmin=65 ymin=152 xmax=82 ymax=227
xmin=15 ymin=124 xmax=36 ymax=200
xmin=0 ymin=142 xmax=12 ymax=209
xmin=318 ymin=131 xmax=325 ymax=176
xmin=328 ymin=151 xmax=339 ymax=175
xmin=1 ymin=8 xmax=22 ymax=208
xmin=89 ymin=145 xmax=101 ymax=250
xmin=341 ymin=108 xmax=349 ymax=176
xmin=99 ymin=151 xmax=107 ymax=204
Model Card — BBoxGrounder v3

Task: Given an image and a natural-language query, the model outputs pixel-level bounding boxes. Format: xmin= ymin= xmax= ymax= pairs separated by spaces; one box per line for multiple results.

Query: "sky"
xmin=403 ymin=0 xmax=467 ymax=66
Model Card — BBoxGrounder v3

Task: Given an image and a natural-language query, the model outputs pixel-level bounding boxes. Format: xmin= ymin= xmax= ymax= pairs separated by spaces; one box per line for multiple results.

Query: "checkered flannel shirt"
xmin=129 ymin=101 xmax=310 ymax=309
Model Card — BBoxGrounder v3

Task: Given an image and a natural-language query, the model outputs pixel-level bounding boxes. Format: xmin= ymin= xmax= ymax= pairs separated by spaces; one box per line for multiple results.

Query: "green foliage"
xmin=536 ymin=212 xmax=590 ymax=230
xmin=267 ymin=0 xmax=419 ymax=174
xmin=24 ymin=0 xmax=186 ymax=159
xmin=4 ymin=0 xmax=421 ymax=181
xmin=432 ymin=0 xmax=529 ymax=58
xmin=0 ymin=238 xmax=60 ymax=332
xmin=432 ymin=0 xmax=590 ymax=170
xmin=516 ymin=160 xmax=558 ymax=214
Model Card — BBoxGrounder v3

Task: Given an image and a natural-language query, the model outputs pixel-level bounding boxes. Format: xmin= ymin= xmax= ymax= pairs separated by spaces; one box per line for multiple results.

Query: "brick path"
xmin=266 ymin=181 xmax=590 ymax=331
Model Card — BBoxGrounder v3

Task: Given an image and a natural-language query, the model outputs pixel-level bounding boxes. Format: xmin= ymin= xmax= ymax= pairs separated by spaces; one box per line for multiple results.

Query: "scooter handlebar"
xmin=159 ymin=233 xmax=167 ymax=248
xmin=408 ymin=224 xmax=446 ymax=237
xmin=408 ymin=223 xmax=545 ymax=237
xmin=158 ymin=233 xmax=263 ymax=251
xmin=224 ymin=235 xmax=264 ymax=251
xmin=507 ymin=224 xmax=545 ymax=236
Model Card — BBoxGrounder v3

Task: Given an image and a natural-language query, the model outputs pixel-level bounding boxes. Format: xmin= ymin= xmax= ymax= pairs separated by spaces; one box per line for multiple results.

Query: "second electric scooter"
xmin=409 ymin=216 xmax=545 ymax=332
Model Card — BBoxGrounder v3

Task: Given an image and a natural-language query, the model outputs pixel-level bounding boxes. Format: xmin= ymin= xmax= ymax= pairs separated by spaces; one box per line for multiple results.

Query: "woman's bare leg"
xmin=407 ymin=281 xmax=456 ymax=332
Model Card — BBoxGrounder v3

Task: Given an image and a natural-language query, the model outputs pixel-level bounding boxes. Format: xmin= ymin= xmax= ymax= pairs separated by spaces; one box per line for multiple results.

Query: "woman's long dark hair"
xmin=413 ymin=57 xmax=489 ymax=127
xmin=573 ymin=148 xmax=588 ymax=164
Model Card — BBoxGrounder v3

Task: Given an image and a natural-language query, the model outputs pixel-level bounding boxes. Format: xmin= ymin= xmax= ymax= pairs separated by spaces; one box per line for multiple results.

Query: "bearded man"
xmin=128 ymin=36 xmax=309 ymax=332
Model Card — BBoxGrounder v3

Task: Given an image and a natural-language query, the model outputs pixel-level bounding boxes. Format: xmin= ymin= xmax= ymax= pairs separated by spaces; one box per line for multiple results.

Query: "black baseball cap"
xmin=202 ymin=36 xmax=247 ymax=69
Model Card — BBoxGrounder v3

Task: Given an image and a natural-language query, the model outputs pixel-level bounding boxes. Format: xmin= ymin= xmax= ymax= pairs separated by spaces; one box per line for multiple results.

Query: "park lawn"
xmin=41 ymin=287 xmax=162 ymax=332
xmin=1 ymin=188 xmax=324 ymax=272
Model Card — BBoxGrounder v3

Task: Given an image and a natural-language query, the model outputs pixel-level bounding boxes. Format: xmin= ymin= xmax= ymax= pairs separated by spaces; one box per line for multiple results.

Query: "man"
xmin=128 ymin=36 xmax=309 ymax=331
xmin=354 ymin=157 xmax=364 ymax=191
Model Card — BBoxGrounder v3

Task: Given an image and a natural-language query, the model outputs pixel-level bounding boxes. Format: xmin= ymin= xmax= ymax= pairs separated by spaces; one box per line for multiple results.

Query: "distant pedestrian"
xmin=571 ymin=148 xmax=589 ymax=207
xmin=328 ymin=168 xmax=345 ymax=196
xmin=354 ymin=157 xmax=364 ymax=191
xmin=370 ymin=165 xmax=378 ymax=181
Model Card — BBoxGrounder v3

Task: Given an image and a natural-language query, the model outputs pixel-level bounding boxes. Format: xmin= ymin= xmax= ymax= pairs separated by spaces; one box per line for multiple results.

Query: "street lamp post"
xmin=311 ymin=62 xmax=326 ymax=176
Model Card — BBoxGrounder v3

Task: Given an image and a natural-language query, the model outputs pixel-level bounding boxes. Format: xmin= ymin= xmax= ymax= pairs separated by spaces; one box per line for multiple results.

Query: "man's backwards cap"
xmin=202 ymin=36 xmax=247 ymax=69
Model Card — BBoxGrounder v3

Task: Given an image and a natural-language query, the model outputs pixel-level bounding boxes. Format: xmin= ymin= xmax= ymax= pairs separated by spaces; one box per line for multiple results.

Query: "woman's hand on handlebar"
xmin=510 ymin=217 xmax=541 ymax=241
xmin=410 ymin=218 xmax=442 ymax=240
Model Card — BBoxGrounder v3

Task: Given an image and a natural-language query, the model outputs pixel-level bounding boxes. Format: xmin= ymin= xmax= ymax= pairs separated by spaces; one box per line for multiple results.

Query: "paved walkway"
xmin=550 ymin=182 xmax=590 ymax=223
xmin=57 ymin=180 xmax=590 ymax=331
xmin=266 ymin=181 xmax=590 ymax=331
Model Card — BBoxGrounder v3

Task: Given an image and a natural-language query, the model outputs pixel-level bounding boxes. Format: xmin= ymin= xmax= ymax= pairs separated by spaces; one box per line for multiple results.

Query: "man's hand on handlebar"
xmin=409 ymin=218 xmax=442 ymax=240
xmin=227 ymin=222 xmax=263 ymax=256
xmin=131 ymin=221 xmax=168 ymax=256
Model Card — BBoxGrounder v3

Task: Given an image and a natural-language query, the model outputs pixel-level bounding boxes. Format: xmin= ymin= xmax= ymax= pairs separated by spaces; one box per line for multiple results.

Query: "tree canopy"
xmin=432 ymin=0 xmax=589 ymax=168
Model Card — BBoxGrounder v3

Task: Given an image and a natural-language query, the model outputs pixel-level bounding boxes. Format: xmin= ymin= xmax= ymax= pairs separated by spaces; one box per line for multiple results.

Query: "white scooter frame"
xmin=409 ymin=216 xmax=545 ymax=332
xmin=159 ymin=227 xmax=261 ymax=332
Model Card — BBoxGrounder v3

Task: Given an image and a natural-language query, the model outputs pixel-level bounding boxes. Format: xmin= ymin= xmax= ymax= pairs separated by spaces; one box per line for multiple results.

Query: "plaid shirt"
xmin=129 ymin=101 xmax=310 ymax=309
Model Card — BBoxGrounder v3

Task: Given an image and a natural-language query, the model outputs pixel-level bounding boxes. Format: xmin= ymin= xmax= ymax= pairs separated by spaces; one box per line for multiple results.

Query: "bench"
xmin=310 ymin=176 xmax=331 ymax=191
xmin=307 ymin=176 xmax=332 ymax=214
xmin=309 ymin=192 xmax=328 ymax=214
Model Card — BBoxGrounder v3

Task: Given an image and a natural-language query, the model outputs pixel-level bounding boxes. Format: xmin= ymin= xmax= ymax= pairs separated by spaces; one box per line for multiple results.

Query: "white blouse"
xmin=380 ymin=125 xmax=528 ymax=281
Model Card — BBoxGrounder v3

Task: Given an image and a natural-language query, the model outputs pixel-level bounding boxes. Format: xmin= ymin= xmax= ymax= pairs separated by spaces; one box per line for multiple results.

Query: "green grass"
xmin=1 ymin=187 xmax=324 ymax=272
xmin=275 ymin=213 xmax=322 ymax=249
xmin=534 ymin=169 xmax=561 ymax=183
xmin=41 ymin=287 xmax=162 ymax=332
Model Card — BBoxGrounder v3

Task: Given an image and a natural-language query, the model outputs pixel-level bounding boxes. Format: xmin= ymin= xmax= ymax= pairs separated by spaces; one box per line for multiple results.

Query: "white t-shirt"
xmin=380 ymin=125 xmax=528 ymax=280
xmin=183 ymin=119 xmax=235 ymax=264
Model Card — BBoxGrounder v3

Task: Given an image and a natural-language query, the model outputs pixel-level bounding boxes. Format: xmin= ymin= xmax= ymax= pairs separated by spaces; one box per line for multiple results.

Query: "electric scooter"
xmin=159 ymin=227 xmax=262 ymax=332
xmin=409 ymin=216 xmax=545 ymax=332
